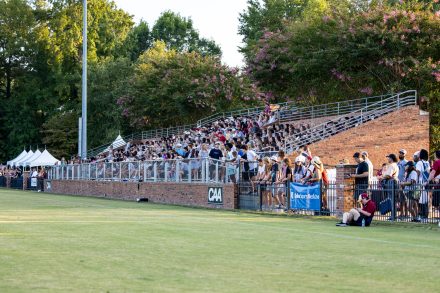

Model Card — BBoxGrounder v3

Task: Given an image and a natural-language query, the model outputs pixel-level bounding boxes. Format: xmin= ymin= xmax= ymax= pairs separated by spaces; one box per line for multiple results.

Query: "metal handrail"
xmin=284 ymin=90 xmax=417 ymax=152
xmin=49 ymin=158 xmax=234 ymax=184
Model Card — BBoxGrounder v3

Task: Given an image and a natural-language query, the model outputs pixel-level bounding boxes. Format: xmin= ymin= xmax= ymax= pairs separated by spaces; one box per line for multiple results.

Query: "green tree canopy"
xmin=151 ymin=10 xmax=221 ymax=57
xmin=118 ymin=41 xmax=259 ymax=129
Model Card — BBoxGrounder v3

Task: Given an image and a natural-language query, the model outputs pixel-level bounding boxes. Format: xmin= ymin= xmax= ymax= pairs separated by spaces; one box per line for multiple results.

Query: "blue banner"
xmin=290 ymin=182 xmax=321 ymax=211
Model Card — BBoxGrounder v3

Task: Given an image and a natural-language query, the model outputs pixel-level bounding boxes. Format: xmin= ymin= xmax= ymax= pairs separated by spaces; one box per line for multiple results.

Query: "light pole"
xmin=81 ymin=0 xmax=87 ymax=160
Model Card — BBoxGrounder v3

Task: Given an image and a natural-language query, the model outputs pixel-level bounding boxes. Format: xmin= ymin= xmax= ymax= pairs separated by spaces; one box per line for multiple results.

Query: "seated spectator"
xmin=336 ymin=193 xmax=376 ymax=227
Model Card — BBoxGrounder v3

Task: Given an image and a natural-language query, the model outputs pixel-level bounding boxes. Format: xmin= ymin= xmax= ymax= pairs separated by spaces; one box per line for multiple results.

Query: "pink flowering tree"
xmin=245 ymin=1 xmax=440 ymax=107
xmin=118 ymin=41 xmax=262 ymax=129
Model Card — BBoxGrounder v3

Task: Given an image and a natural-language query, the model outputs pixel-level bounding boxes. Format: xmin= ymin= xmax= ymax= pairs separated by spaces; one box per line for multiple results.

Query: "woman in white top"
xmin=399 ymin=161 xmax=419 ymax=221
xmin=292 ymin=156 xmax=307 ymax=182
xmin=251 ymin=159 xmax=266 ymax=193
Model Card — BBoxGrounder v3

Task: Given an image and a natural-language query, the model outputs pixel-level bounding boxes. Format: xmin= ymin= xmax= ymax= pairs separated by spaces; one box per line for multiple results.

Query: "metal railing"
xmin=236 ymin=178 xmax=440 ymax=224
xmin=49 ymin=158 xmax=236 ymax=185
xmin=284 ymin=90 xmax=417 ymax=152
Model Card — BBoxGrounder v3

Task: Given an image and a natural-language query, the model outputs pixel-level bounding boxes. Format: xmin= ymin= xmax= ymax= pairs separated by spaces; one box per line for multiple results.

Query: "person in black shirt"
xmin=208 ymin=142 xmax=223 ymax=180
xmin=208 ymin=142 xmax=223 ymax=160
xmin=350 ymin=152 xmax=369 ymax=199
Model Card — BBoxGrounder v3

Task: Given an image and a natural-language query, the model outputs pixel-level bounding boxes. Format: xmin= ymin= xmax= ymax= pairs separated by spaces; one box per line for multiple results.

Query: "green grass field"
xmin=0 ymin=189 xmax=439 ymax=292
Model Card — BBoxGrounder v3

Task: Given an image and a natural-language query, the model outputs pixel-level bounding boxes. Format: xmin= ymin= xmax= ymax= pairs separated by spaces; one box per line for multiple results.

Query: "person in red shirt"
xmin=428 ymin=150 xmax=440 ymax=209
xmin=336 ymin=193 xmax=376 ymax=227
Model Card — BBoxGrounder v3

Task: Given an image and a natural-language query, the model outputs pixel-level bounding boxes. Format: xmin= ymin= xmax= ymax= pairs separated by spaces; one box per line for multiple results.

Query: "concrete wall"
xmin=46 ymin=180 xmax=237 ymax=210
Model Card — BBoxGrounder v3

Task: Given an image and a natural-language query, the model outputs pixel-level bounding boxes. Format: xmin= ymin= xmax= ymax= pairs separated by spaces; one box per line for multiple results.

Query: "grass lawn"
xmin=0 ymin=189 xmax=439 ymax=293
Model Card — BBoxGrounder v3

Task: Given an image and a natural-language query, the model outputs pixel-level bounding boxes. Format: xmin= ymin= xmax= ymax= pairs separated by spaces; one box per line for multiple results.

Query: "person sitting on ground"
xmin=336 ymin=193 xmax=376 ymax=227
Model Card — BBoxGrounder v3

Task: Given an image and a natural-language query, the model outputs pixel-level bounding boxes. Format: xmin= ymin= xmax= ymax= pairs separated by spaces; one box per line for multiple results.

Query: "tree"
xmin=151 ymin=10 xmax=221 ymax=57
xmin=245 ymin=0 xmax=440 ymax=104
xmin=118 ymin=41 xmax=260 ymax=129
xmin=87 ymin=57 xmax=134 ymax=148
xmin=120 ymin=21 xmax=151 ymax=61
xmin=238 ymin=0 xmax=308 ymax=60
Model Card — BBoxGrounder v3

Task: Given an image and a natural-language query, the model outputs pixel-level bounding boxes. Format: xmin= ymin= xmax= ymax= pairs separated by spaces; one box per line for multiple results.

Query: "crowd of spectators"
xmin=0 ymin=166 xmax=23 ymax=178
xmin=349 ymin=148 xmax=440 ymax=223
xmin=80 ymin=107 xmax=314 ymax=165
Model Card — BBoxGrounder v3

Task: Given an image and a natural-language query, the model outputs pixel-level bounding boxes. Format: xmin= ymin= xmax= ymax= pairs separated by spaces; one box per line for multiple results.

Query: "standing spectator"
xmin=251 ymin=159 xmax=266 ymax=193
xmin=427 ymin=150 xmax=440 ymax=215
xmin=37 ymin=167 xmax=47 ymax=192
xmin=399 ymin=161 xmax=419 ymax=221
xmin=246 ymin=144 xmax=259 ymax=179
xmin=361 ymin=151 xmax=374 ymax=183
xmin=382 ymin=154 xmax=399 ymax=219
xmin=306 ymin=157 xmax=323 ymax=184
xmin=269 ymin=156 xmax=280 ymax=208
xmin=416 ymin=149 xmax=430 ymax=221
xmin=397 ymin=149 xmax=408 ymax=182
xmin=208 ymin=142 xmax=223 ymax=180
xmin=292 ymin=156 xmax=307 ymax=182
xmin=274 ymin=158 xmax=291 ymax=209
xmin=350 ymin=152 xmax=369 ymax=199
xmin=258 ymin=158 xmax=272 ymax=209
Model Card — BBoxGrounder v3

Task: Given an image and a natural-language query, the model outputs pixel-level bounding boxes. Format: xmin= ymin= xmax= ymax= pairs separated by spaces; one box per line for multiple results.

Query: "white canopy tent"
xmin=22 ymin=150 xmax=42 ymax=167
xmin=101 ymin=134 xmax=126 ymax=154
xmin=15 ymin=150 xmax=34 ymax=167
xmin=30 ymin=149 xmax=59 ymax=167
xmin=7 ymin=149 xmax=28 ymax=166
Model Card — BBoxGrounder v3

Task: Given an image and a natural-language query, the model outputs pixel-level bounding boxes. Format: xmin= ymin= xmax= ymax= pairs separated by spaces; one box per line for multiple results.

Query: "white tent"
xmin=15 ymin=150 xmax=34 ymax=167
xmin=30 ymin=149 xmax=59 ymax=167
xmin=22 ymin=149 xmax=42 ymax=167
xmin=101 ymin=134 xmax=126 ymax=154
xmin=7 ymin=149 xmax=28 ymax=166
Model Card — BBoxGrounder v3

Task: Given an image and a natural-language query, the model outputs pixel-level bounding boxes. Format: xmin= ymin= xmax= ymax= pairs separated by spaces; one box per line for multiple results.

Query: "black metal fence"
xmin=237 ymin=179 xmax=440 ymax=224
xmin=353 ymin=181 xmax=440 ymax=224
xmin=10 ymin=177 xmax=23 ymax=189
xmin=0 ymin=176 xmax=6 ymax=187
xmin=237 ymin=180 xmax=336 ymax=216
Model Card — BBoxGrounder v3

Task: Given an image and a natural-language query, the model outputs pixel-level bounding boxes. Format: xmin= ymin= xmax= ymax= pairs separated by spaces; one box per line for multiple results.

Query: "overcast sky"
xmin=113 ymin=0 xmax=249 ymax=67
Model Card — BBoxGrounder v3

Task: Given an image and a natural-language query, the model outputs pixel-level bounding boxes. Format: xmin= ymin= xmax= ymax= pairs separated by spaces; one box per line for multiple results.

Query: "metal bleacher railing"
xmin=284 ymin=90 xmax=418 ymax=152
xmin=49 ymin=158 xmax=235 ymax=185
xmin=86 ymin=91 xmax=411 ymax=158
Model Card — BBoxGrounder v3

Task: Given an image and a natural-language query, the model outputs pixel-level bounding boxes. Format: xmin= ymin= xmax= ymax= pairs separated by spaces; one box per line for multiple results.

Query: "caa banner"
xmin=290 ymin=182 xmax=321 ymax=211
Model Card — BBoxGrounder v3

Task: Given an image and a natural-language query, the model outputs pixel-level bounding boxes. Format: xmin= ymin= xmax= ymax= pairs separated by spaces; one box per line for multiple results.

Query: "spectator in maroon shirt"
xmin=428 ymin=150 xmax=440 ymax=210
xmin=336 ymin=193 xmax=376 ymax=227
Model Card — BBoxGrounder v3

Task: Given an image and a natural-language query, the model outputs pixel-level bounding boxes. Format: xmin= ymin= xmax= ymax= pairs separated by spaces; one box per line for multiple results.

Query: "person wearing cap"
xmin=397 ymin=149 xmax=408 ymax=182
xmin=307 ymin=156 xmax=328 ymax=210
xmin=293 ymin=156 xmax=307 ymax=183
xmin=336 ymin=193 xmax=376 ymax=226
xmin=399 ymin=161 xmax=419 ymax=221
xmin=349 ymin=152 xmax=369 ymax=199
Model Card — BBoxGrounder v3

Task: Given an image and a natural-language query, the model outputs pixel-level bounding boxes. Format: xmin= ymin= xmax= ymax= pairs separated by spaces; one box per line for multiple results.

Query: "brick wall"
xmin=292 ymin=106 xmax=429 ymax=171
xmin=46 ymin=180 xmax=237 ymax=210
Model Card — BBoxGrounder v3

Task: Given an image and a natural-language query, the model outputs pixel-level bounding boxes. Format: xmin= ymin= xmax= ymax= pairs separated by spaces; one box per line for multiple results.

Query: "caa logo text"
xmin=208 ymin=187 xmax=223 ymax=204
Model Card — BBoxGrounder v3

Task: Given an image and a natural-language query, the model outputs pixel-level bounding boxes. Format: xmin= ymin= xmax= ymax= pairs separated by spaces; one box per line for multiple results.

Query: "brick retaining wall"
xmin=46 ymin=180 xmax=237 ymax=209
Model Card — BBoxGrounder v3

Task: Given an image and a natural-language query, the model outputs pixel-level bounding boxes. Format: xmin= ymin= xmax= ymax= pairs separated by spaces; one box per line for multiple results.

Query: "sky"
xmin=113 ymin=0 xmax=249 ymax=67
